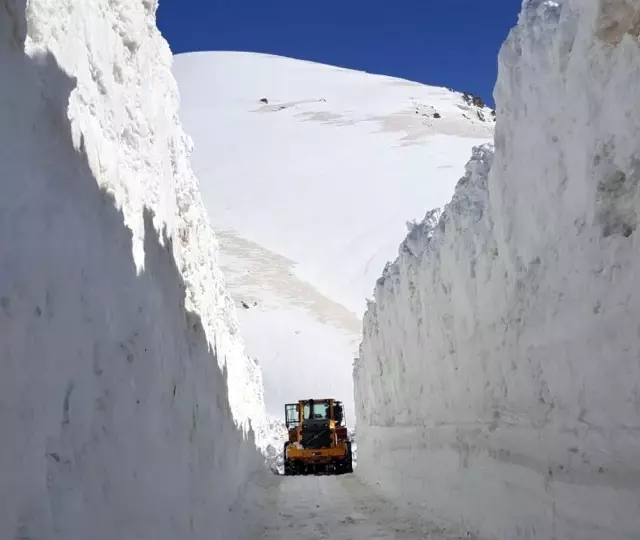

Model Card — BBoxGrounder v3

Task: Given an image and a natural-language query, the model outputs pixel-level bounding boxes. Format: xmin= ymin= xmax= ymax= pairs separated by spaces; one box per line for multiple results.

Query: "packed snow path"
xmin=241 ymin=474 xmax=472 ymax=539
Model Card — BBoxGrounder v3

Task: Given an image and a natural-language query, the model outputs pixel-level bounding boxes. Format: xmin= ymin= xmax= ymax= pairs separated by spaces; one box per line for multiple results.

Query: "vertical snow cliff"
xmin=0 ymin=1 xmax=268 ymax=539
xmin=355 ymin=1 xmax=640 ymax=539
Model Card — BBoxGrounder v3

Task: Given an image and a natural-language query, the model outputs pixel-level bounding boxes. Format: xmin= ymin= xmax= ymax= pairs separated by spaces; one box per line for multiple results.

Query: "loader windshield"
xmin=303 ymin=400 xmax=330 ymax=420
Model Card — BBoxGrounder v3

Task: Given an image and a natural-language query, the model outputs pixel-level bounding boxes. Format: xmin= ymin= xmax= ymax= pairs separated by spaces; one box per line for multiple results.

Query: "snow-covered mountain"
xmin=355 ymin=1 xmax=640 ymax=539
xmin=173 ymin=51 xmax=494 ymax=422
xmin=0 ymin=2 xmax=269 ymax=539
xmin=7 ymin=0 xmax=638 ymax=537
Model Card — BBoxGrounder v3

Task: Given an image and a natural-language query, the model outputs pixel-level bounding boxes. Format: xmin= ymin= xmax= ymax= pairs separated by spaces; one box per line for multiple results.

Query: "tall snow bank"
xmin=0 ymin=1 xmax=269 ymax=538
xmin=355 ymin=1 xmax=640 ymax=538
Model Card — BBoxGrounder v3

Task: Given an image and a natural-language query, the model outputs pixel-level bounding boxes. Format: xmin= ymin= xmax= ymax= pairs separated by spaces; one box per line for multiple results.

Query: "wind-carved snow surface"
xmin=355 ymin=1 xmax=640 ymax=539
xmin=0 ymin=1 xmax=271 ymax=539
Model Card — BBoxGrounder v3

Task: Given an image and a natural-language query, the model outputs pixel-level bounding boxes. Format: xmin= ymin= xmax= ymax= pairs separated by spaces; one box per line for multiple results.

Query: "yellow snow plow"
xmin=283 ymin=398 xmax=353 ymax=476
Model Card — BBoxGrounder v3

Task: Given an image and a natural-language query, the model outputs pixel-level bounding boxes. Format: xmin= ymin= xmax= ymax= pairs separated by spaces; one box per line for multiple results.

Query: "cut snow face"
xmin=0 ymin=2 xmax=269 ymax=539
xmin=173 ymin=51 xmax=493 ymax=422
xmin=355 ymin=1 xmax=640 ymax=539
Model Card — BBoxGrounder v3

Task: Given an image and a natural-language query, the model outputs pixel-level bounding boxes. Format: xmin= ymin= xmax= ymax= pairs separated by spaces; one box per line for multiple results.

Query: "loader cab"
xmin=283 ymin=397 xmax=354 ymax=475
xmin=284 ymin=399 xmax=345 ymax=427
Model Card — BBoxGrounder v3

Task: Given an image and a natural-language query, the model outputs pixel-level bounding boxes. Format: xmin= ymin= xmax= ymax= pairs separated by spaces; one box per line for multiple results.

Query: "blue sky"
xmin=157 ymin=0 xmax=521 ymax=106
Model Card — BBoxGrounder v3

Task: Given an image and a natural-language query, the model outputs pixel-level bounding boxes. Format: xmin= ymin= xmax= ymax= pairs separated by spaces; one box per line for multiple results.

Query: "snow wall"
xmin=0 ymin=1 xmax=269 ymax=539
xmin=354 ymin=1 xmax=640 ymax=539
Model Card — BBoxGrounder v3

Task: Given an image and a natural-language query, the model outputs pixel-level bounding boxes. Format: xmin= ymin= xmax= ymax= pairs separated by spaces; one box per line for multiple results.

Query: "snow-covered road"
xmin=240 ymin=474 xmax=471 ymax=540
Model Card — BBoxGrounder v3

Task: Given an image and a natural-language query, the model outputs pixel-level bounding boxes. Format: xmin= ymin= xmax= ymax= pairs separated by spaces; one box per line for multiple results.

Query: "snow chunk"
xmin=521 ymin=0 xmax=563 ymax=26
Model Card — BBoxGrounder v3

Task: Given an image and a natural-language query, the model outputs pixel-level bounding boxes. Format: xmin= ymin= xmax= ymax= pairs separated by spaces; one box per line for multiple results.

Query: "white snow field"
xmin=173 ymin=51 xmax=494 ymax=422
xmin=238 ymin=474 xmax=473 ymax=540
xmin=355 ymin=1 xmax=640 ymax=539
xmin=0 ymin=1 xmax=271 ymax=539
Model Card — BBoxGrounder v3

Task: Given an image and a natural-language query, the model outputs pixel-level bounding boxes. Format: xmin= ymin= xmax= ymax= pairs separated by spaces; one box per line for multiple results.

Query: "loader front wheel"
xmin=283 ymin=442 xmax=294 ymax=476
xmin=284 ymin=460 xmax=296 ymax=476
xmin=345 ymin=442 xmax=353 ymax=473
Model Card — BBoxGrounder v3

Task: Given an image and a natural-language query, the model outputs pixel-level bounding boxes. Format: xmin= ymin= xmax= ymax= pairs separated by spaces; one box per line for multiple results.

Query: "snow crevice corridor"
xmin=3 ymin=0 xmax=640 ymax=539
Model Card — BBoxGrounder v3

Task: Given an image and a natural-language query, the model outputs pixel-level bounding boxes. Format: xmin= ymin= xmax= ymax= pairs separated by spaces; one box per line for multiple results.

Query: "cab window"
xmin=285 ymin=403 xmax=300 ymax=428
xmin=304 ymin=400 xmax=330 ymax=420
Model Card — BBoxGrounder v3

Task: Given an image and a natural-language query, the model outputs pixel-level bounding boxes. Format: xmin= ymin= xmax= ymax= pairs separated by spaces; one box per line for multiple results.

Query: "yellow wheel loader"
xmin=283 ymin=398 xmax=353 ymax=476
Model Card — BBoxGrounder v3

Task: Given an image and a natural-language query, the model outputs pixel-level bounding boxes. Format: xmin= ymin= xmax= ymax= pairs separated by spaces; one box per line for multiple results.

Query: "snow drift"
xmin=355 ymin=1 xmax=640 ymax=539
xmin=0 ymin=1 xmax=268 ymax=538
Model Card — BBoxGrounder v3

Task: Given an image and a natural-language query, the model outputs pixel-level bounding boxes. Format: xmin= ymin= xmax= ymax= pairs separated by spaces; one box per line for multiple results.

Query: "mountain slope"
xmin=173 ymin=51 xmax=494 ymax=420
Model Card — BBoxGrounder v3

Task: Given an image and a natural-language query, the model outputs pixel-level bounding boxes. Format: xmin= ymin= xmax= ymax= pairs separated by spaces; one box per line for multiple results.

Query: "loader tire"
xmin=283 ymin=442 xmax=294 ymax=476
xmin=345 ymin=442 xmax=354 ymax=473
xmin=345 ymin=456 xmax=353 ymax=473
xmin=284 ymin=460 xmax=295 ymax=476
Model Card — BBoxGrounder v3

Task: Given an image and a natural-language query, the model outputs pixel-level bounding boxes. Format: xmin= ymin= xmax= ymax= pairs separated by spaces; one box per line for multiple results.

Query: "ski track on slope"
xmin=240 ymin=475 xmax=472 ymax=540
